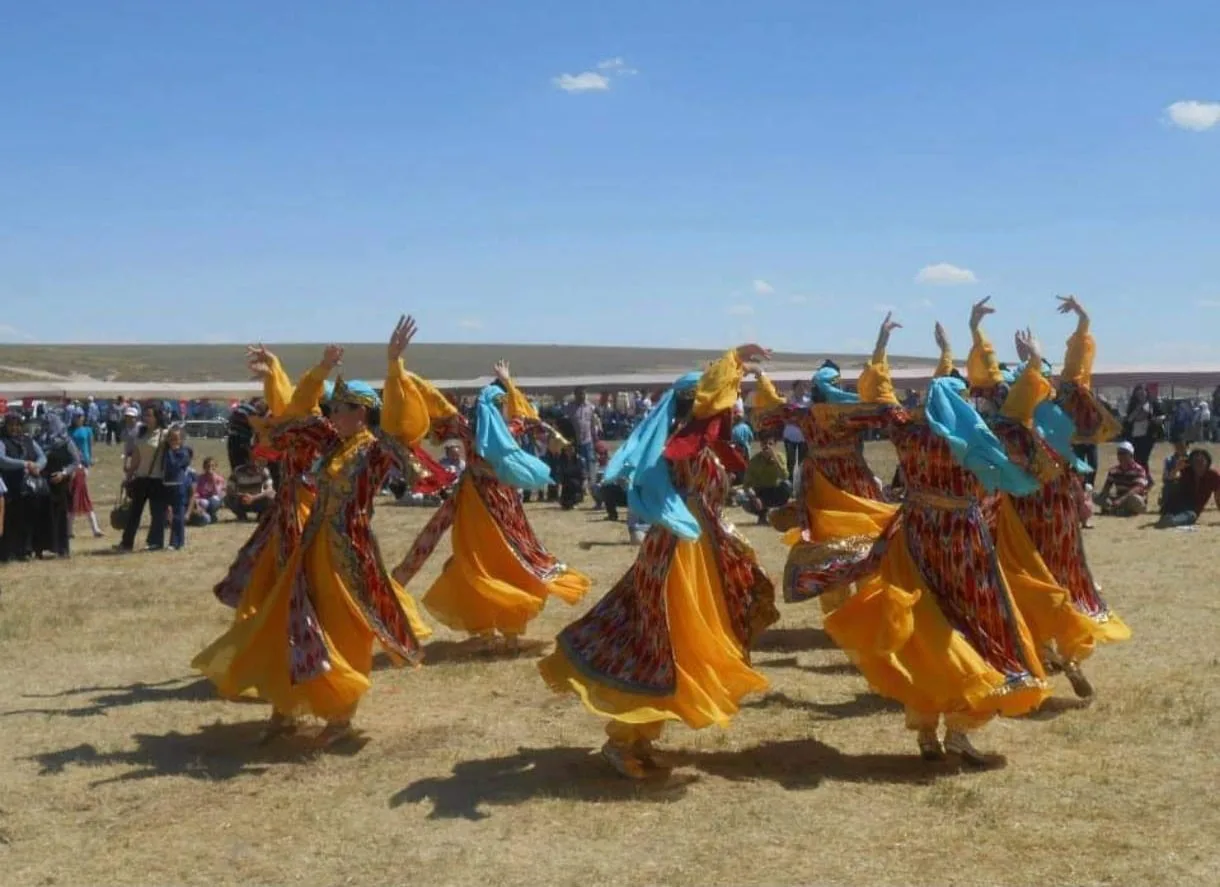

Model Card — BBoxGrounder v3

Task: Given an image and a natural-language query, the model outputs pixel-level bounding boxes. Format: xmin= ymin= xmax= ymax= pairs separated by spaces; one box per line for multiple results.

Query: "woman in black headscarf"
xmin=0 ymin=411 xmax=48 ymax=563
xmin=36 ymin=414 xmax=81 ymax=558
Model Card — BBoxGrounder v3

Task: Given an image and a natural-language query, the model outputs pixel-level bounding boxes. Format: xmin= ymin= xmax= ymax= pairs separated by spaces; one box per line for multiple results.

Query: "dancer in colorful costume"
xmin=211 ymin=345 xmax=330 ymax=613
xmin=753 ymin=314 xmax=905 ymax=609
xmin=194 ymin=316 xmax=433 ymax=746
xmin=971 ymin=297 xmax=1129 ymax=699
xmin=391 ymin=361 xmax=590 ymax=649
xmin=538 ymin=345 xmax=779 ymax=779
xmin=785 ymin=324 xmax=1050 ymax=765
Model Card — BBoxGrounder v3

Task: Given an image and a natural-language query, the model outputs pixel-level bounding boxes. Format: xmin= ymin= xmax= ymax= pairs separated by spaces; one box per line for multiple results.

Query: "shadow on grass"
xmin=752 ymin=626 xmax=836 ymax=653
xmin=395 ymin=735 xmax=960 ymax=820
xmin=759 ymin=655 xmax=859 ymax=677
xmin=25 ymin=720 xmax=360 ymax=786
xmin=577 ymin=539 xmax=635 ymax=550
xmin=1024 ymin=695 xmax=1093 ymax=721
xmin=391 ymin=746 xmax=698 ymax=820
xmin=744 ymin=690 xmax=901 ymax=721
xmin=4 ymin=676 xmax=224 ymax=719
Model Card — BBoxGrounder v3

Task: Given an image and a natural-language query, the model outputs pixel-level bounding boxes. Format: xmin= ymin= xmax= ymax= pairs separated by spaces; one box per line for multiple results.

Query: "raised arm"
xmin=249 ymin=345 xmax=334 ymax=420
xmin=382 ymin=314 xmax=432 ymax=446
xmin=1057 ymin=295 xmax=1094 ymax=388
xmin=693 ymin=343 xmax=770 ymax=420
xmin=933 ymin=322 xmax=955 ymax=378
xmin=859 ymin=313 xmax=902 ymax=405
xmin=247 ymin=344 xmax=294 ymax=416
xmin=492 ymin=360 xmax=540 ymax=422
xmin=1001 ymin=331 xmax=1054 ymax=427
xmin=966 ymin=297 xmax=1003 ymax=389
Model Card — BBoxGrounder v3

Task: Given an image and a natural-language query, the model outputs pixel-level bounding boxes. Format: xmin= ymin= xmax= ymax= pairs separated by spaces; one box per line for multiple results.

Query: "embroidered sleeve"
xmin=269 ymin=415 xmax=339 ymax=455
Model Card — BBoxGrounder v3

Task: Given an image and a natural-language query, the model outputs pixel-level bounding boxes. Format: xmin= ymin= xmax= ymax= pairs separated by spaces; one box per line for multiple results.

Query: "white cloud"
xmin=0 ymin=324 xmax=35 ymax=342
xmin=1195 ymin=299 xmax=1220 ymax=309
xmin=598 ymin=57 xmax=638 ymax=75
xmin=457 ymin=317 xmax=484 ymax=330
xmin=727 ymin=304 xmax=755 ymax=316
xmin=915 ymin=262 xmax=978 ymax=285
xmin=752 ymin=279 xmax=774 ymax=296
xmin=553 ymin=57 xmax=637 ymax=93
xmin=553 ymin=71 xmax=610 ymax=93
xmin=1166 ymin=100 xmax=1220 ymax=132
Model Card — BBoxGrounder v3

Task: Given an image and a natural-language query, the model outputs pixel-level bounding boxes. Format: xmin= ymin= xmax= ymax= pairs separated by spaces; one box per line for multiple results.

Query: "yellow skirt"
xmin=423 ymin=480 xmax=590 ymax=636
xmin=193 ymin=525 xmax=432 ymax=722
xmin=538 ymin=534 xmax=768 ymax=730
xmin=230 ymin=497 xmax=314 ymax=623
xmin=995 ymin=496 xmax=1131 ymax=662
xmin=783 ymin=467 xmax=898 ymax=613
xmin=823 ymin=526 xmax=1049 ymax=722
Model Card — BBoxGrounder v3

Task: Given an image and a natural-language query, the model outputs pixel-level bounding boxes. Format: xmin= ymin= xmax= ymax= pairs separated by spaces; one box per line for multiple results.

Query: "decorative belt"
xmin=905 ymin=489 xmax=978 ymax=511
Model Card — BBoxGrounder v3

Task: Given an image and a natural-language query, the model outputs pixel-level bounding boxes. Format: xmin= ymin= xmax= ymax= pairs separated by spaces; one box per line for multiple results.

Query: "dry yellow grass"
xmin=1 ymin=439 xmax=1217 ymax=887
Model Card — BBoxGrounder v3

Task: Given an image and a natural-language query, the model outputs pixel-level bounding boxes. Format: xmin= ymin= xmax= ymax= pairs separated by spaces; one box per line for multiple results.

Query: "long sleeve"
xmin=31 ymin=439 xmax=46 ymax=470
xmin=934 ymin=345 xmax=955 ymax=379
xmin=0 ymin=444 xmax=26 ymax=472
xmin=858 ymin=358 xmax=900 ymax=406
xmin=1061 ymin=329 xmax=1096 ymax=390
xmin=502 ymin=378 xmax=539 ymax=422
xmin=282 ymin=363 xmax=330 ymax=420
xmin=966 ymin=327 xmax=1003 ymax=389
xmin=382 ymin=358 xmax=432 ymax=446
xmin=262 ymin=355 xmax=296 ymax=416
xmin=693 ymin=350 xmax=746 ymax=420
xmin=752 ymin=373 xmax=787 ymax=414
xmin=1000 ymin=359 xmax=1054 ymax=428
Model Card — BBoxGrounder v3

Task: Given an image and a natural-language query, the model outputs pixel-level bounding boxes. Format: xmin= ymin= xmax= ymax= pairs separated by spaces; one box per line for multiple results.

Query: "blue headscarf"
xmin=474 ymin=383 xmax=552 ymax=490
xmin=330 ymin=377 xmax=381 ymax=409
xmin=603 ymin=371 xmax=702 ymax=540
xmin=1033 ymin=400 xmax=1091 ymax=473
xmin=812 ymin=365 xmax=859 ymax=404
xmin=924 ymin=376 xmax=1039 ymax=496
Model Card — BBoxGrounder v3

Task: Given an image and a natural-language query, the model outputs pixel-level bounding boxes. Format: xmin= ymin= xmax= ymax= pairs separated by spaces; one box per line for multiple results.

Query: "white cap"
xmin=123 ymin=406 xmax=139 ymax=418
xmin=1116 ymin=440 xmax=1135 ymax=454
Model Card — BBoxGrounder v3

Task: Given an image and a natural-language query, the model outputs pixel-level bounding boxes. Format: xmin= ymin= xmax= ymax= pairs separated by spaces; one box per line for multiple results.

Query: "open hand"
xmin=388 ymin=315 xmax=418 ymax=362
xmin=735 ymin=343 xmax=772 ymax=364
xmin=969 ymin=296 xmax=995 ymax=330
xmin=493 ymin=360 xmax=511 ymax=382
xmin=1056 ymin=294 xmax=1084 ymax=316
xmin=246 ymin=343 xmax=275 ymax=378
xmin=934 ymin=322 xmax=950 ymax=353
xmin=321 ymin=344 xmax=344 ymax=370
xmin=1015 ymin=328 xmax=1042 ymax=363
xmin=880 ymin=311 xmax=902 ymax=337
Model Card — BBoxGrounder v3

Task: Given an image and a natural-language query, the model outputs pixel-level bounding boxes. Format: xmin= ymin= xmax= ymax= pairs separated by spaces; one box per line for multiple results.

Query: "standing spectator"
xmin=85 ymin=396 xmax=100 ymax=436
xmin=566 ymin=386 xmax=600 ymax=499
xmin=161 ymin=426 xmax=193 ymax=550
xmin=1158 ymin=448 xmax=1220 ymax=527
xmin=782 ymin=380 xmax=811 ymax=483
xmin=731 ymin=408 xmax=755 ymax=463
xmin=37 ymin=415 xmax=81 ymax=558
xmin=117 ymin=405 xmax=171 ymax=552
xmin=225 ymin=457 xmax=275 ymax=520
xmin=68 ymin=412 xmax=104 ymax=538
xmin=193 ymin=457 xmax=226 ymax=524
xmin=741 ymin=437 xmax=791 ymax=524
xmin=0 ymin=411 xmax=47 ymax=563
xmin=1196 ymin=398 xmax=1212 ymax=443
xmin=1094 ymin=440 xmax=1151 ymax=516
xmin=1123 ymin=384 xmax=1157 ymax=472
xmin=104 ymin=399 xmax=122 ymax=445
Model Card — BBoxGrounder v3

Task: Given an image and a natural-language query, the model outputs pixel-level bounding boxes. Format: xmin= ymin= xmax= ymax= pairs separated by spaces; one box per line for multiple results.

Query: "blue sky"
xmin=2 ymin=1 xmax=1218 ymax=361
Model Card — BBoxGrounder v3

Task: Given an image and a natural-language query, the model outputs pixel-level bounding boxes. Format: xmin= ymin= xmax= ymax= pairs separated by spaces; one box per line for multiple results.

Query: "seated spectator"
xmin=553 ymin=441 xmax=586 ymax=510
xmin=225 ymin=458 xmax=275 ymax=520
xmin=192 ymin=457 xmax=226 ymax=524
xmin=741 ymin=437 xmax=791 ymax=524
xmin=439 ymin=441 xmax=466 ymax=477
xmin=1094 ymin=441 xmax=1150 ymax=516
xmin=1157 ymin=448 xmax=1220 ymax=527
xmin=600 ymin=476 xmax=628 ymax=521
xmin=730 ymin=409 xmax=755 ymax=464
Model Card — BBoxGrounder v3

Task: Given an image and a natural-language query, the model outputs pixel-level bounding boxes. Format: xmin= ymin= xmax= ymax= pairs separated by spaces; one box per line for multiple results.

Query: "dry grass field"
xmin=1 ymin=438 xmax=1217 ymax=887
xmin=0 ymin=343 xmax=940 ymax=385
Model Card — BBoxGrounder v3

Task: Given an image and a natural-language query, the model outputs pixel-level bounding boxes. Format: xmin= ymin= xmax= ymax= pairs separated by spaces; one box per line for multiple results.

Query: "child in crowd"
xmin=161 ymin=426 xmax=193 ymax=550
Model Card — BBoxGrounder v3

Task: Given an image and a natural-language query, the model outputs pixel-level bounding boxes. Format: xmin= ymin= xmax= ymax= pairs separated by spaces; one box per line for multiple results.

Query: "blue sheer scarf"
xmin=924 ymin=376 xmax=1039 ymax=496
xmin=474 ymin=384 xmax=553 ymax=490
xmin=813 ymin=366 xmax=859 ymax=404
xmin=603 ymin=372 xmax=702 ymax=540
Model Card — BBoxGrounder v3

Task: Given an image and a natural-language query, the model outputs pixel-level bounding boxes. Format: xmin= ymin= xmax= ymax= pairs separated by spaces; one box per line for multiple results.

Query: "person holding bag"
xmin=115 ymin=405 xmax=170 ymax=552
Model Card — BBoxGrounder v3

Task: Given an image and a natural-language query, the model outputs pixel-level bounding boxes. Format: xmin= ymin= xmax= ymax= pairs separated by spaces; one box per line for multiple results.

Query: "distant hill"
xmin=0 ymin=342 xmax=941 ymax=384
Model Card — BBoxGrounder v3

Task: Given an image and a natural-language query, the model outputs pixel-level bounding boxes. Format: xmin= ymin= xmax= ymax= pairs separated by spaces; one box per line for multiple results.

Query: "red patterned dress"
xmin=787 ymin=411 xmax=1050 ymax=731
xmin=193 ymin=363 xmax=433 ymax=723
xmin=539 ymin=352 xmax=778 ymax=748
